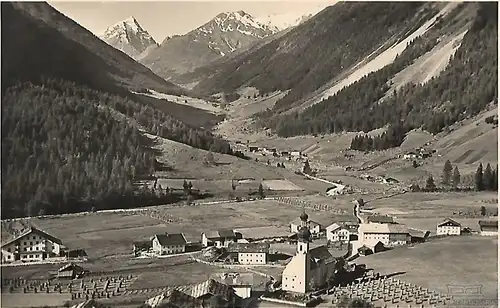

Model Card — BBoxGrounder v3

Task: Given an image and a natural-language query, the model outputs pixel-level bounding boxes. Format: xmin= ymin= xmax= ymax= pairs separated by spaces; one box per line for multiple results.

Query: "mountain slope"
xmin=141 ymin=11 xmax=289 ymax=79
xmin=192 ymin=2 xmax=434 ymax=100
xmin=263 ymin=2 xmax=497 ymax=144
xmin=2 ymin=2 xmax=182 ymax=95
xmin=100 ymin=16 xmax=158 ymax=60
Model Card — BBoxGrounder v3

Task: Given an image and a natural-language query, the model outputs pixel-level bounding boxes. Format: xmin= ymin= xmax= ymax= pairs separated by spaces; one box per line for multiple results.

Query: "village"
xmin=1 ymin=192 xmax=497 ymax=308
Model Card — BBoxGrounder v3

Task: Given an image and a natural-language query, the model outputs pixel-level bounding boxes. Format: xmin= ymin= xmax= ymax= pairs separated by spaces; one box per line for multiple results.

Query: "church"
xmin=281 ymin=211 xmax=337 ymax=293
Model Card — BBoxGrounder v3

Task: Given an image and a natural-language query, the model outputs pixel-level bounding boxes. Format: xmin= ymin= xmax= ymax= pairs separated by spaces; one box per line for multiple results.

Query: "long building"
xmin=358 ymin=223 xmax=410 ymax=247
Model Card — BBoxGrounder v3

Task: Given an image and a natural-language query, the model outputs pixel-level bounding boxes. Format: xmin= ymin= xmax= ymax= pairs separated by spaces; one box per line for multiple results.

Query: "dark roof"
xmin=204 ymin=229 xmax=236 ymax=240
xmin=1 ymin=227 xmax=62 ymax=247
xmin=227 ymin=242 xmax=269 ymax=253
xmin=478 ymin=220 xmax=498 ymax=228
xmin=161 ymin=289 xmax=204 ymax=308
xmin=155 ymin=233 xmax=187 ymax=246
xmin=309 ymin=245 xmax=333 ymax=261
xmin=133 ymin=240 xmax=152 ymax=249
xmin=409 ymin=229 xmax=431 ymax=238
xmin=367 ymin=215 xmax=395 ymax=224
xmin=437 ymin=218 xmax=461 ymax=227
xmin=190 ymin=279 xmax=234 ymax=302
xmin=59 ymin=263 xmax=83 ymax=273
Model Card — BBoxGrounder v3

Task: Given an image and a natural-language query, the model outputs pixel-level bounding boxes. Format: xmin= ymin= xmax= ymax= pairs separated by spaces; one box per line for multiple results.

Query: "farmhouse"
xmin=291 ymin=151 xmax=302 ymax=158
xmin=367 ymin=215 xmax=395 ymax=224
xmin=57 ymin=263 xmax=86 ymax=279
xmin=227 ymin=242 xmax=269 ymax=265
xmin=436 ymin=218 xmax=461 ymax=236
xmin=152 ymin=233 xmax=187 ymax=255
xmin=282 ymin=212 xmax=336 ymax=294
xmin=216 ymin=273 xmax=254 ymax=299
xmin=290 ymin=213 xmax=321 ymax=234
xmin=409 ymin=229 xmax=431 ymax=243
xmin=478 ymin=220 xmax=498 ymax=236
xmin=249 ymin=146 xmax=259 ymax=152
xmin=1 ymin=227 xmax=66 ymax=263
xmin=358 ymin=223 xmax=410 ymax=247
xmin=358 ymin=241 xmax=385 ymax=256
xmin=326 ymin=223 xmax=350 ymax=243
xmin=202 ymin=229 xmax=238 ymax=248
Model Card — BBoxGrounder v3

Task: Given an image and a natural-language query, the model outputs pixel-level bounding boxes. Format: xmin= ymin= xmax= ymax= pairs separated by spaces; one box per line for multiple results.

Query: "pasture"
xmin=360 ymin=236 xmax=498 ymax=301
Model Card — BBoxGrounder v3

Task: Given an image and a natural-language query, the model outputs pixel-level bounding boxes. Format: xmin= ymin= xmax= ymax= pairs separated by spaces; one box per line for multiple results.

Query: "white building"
xmin=436 ymin=219 xmax=461 ymax=236
xmin=152 ymin=233 xmax=187 ymax=255
xmin=282 ymin=212 xmax=336 ymax=294
xmin=358 ymin=223 xmax=410 ymax=247
xmin=227 ymin=242 xmax=269 ymax=265
xmin=325 ymin=223 xmax=350 ymax=243
xmin=1 ymin=227 xmax=66 ymax=263
xmin=290 ymin=217 xmax=321 ymax=235
xmin=217 ymin=273 xmax=254 ymax=299
xmin=478 ymin=220 xmax=498 ymax=236
xmin=201 ymin=229 xmax=237 ymax=248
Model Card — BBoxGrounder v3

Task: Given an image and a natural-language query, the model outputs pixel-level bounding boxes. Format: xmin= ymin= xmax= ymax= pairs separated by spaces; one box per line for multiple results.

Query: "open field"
xmin=367 ymin=192 xmax=499 ymax=219
xmin=360 ymin=236 xmax=498 ymax=300
xmin=1 ymin=293 xmax=72 ymax=308
xmin=262 ymin=180 xmax=303 ymax=191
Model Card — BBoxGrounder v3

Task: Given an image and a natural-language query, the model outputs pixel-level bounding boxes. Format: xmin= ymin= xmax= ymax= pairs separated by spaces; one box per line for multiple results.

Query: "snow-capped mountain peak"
xmin=100 ymin=16 xmax=158 ymax=60
xmin=254 ymin=5 xmax=329 ymax=31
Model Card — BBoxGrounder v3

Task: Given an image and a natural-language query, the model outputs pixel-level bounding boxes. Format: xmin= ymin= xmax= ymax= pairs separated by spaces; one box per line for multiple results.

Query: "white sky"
xmin=49 ymin=1 xmax=334 ymax=42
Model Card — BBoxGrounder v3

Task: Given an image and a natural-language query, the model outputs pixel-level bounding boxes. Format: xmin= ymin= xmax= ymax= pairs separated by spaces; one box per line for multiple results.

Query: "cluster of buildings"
xmin=402 ymin=148 xmax=436 ymax=160
xmin=243 ymin=144 xmax=307 ymax=160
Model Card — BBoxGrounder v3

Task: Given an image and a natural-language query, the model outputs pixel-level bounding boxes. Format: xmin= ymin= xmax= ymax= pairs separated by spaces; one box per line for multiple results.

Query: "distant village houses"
xmin=290 ymin=217 xmax=321 ymax=235
xmin=436 ymin=219 xmax=461 ymax=236
xmin=358 ymin=223 xmax=410 ymax=247
xmin=202 ymin=229 xmax=238 ymax=248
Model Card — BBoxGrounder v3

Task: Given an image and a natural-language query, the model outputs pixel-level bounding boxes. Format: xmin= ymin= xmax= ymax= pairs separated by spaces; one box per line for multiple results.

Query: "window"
xmin=24 ymin=242 xmax=27 ymax=245
xmin=24 ymin=248 xmax=27 ymax=251
xmin=7 ymin=255 xmax=11 ymax=259
xmin=36 ymin=241 xmax=39 ymax=245
xmin=7 ymin=248 xmax=11 ymax=252
xmin=29 ymin=255 xmax=33 ymax=258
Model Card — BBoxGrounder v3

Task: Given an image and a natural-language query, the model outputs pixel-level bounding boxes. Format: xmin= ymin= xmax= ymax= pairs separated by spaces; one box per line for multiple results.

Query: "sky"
xmin=49 ymin=1 xmax=333 ymax=43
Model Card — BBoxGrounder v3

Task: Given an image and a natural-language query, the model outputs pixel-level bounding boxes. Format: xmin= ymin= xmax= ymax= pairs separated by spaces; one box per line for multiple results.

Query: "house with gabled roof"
xmin=367 ymin=215 xmax=396 ymax=224
xmin=227 ymin=242 xmax=270 ymax=265
xmin=152 ymin=233 xmax=187 ymax=255
xmin=215 ymin=273 xmax=254 ymax=299
xmin=201 ymin=229 xmax=237 ymax=248
xmin=478 ymin=220 xmax=498 ymax=236
xmin=290 ymin=217 xmax=321 ymax=234
xmin=358 ymin=223 xmax=410 ymax=247
xmin=436 ymin=218 xmax=461 ymax=236
xmin=1 ymin=226 xmax=66 ymax=263
xmin=326 ymin=223 xmax=351 ymax=243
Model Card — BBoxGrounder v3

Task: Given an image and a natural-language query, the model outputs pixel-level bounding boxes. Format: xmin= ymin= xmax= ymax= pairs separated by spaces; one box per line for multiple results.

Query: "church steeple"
xmin=296 ymin=211 xmax=311 ymax=254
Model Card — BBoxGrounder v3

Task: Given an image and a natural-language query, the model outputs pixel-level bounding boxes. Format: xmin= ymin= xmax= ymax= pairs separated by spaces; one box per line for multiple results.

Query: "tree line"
xmin=418 ymin=160 xmax=497 ymax=192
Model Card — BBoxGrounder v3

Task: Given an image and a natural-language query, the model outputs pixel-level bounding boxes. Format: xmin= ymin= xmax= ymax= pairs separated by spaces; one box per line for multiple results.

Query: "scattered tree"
xmin=303 ymin=160 xmax=312 ymax=175
xmin=475 ymin=163 xmax=484 ymax=191
xmin=425 ymin=175 xmax=436 ymax=192
xmin=258 ymin=183 xmax=265 ymax=199
xmin=480 ymin=205 xmax=487 ymax=216
xmin=452 ymin=166 xmax=461 ymax=188
xmin=484 ymin=163 xmax=495 ymax=190
xmin=412 ymin=160 xmax=419 ymax=168
xmin=442 ymin=160 xmax=453 ymax=185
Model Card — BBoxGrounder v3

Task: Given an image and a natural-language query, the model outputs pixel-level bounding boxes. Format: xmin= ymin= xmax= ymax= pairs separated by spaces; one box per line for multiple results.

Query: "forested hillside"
xmin=193 ymin=2 xmax=433 ymax=102
xmin=260 ymin=2 xmax=497 ymax=147
xmin=1 ymin=79 xmax=236 ymax=219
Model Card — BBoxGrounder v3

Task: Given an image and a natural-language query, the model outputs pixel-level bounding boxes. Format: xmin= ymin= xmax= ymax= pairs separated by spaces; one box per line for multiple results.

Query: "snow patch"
xmin=306 ymin=2 xmax=460 ymax=107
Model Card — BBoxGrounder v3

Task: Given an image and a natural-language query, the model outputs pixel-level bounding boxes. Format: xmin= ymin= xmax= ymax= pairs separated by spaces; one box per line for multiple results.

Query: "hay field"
xmin=367 ymin=192 xmax=499 ymax=218
xmin=360 ymin=236 xmax=498 ymax=300
xmin=262 ymin=180 xmax=303 ymax=191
